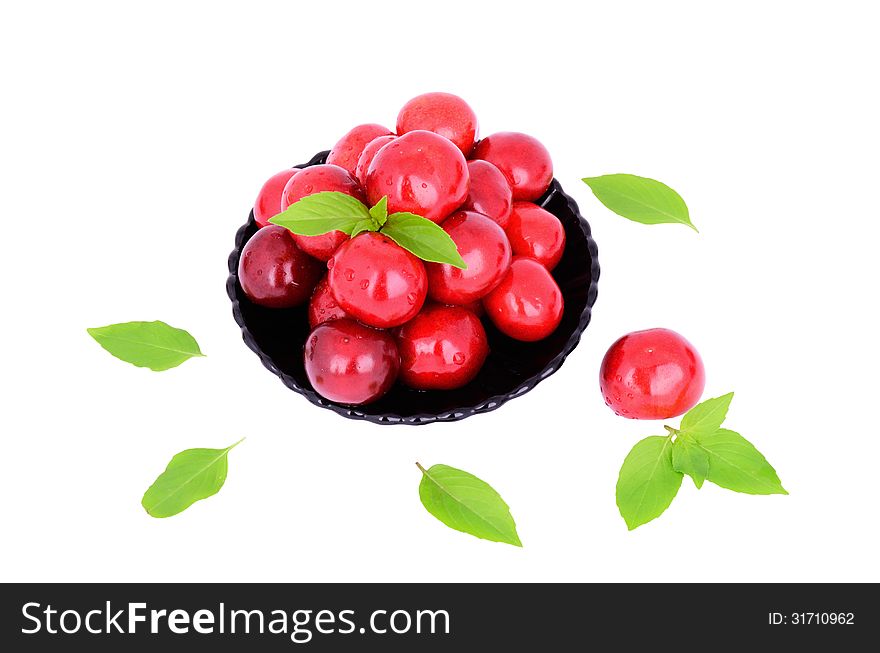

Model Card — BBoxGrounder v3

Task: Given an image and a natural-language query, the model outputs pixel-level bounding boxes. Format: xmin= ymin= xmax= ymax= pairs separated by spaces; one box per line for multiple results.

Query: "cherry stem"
xmin=415 ymin=462 xmax=427 ymax=474
xmin=664 ymin=425 xmax=678 ymax=438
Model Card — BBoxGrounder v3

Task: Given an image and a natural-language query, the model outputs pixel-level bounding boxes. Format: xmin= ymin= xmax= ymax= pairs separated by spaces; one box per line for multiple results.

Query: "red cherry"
xmin=308 ymin=274 xmax=352 ymax=328
xmin=254 ymin=168 xmax=299 ymax=228
xmin=506 ymin=201 xmax=566 ymax=270
xmin=304 ymin=319 xmax=399 ymax=405
xmin=326 ymin=123 xmax=394 ymax=177
xmin=396 ymin=92 xmax=479 ymax=156
xmin=426 ymin=210 xmax=511 ymax=305
xmin=328 ymin=232 xmax=427 ymax=328
xmin=238 ymin=225 xmax=322 ymax=308
xmin=365 ymin=130 xmax=469 ymax=224
xmin=461 ymin=160 xmax=513 ymax=229
xmin=355 ymin=134 xmax=396 ymax=186
xmin=281 ymin=164 xmax=364 ymax=261
xmin=473 ymin=132 xmax=553 ymax=201
xmin=482 ymin=257 xmax=563 ymax=341
xmin=396 ymin=304 xmax=488 ymax=390
xmin=600 ymin=328 xmax=706 ymax=420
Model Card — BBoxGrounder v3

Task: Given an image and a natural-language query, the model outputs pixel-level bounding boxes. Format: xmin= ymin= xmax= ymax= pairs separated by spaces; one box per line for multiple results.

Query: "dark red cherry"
xmin=304 ymin=319 xmax=399 ymax=405
xmin=238 ymin=225 xmax=322 ymax=308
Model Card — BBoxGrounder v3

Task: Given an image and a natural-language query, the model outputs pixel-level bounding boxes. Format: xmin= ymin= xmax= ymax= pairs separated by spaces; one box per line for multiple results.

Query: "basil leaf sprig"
xmin=417 ymin=462 xmax=522 ymax=547
xmin=270 ymin=191 xmax=466 ymax=269
xmin=582 ymin=173 xmax=697 ymax=231
xmin=616 ymin=393 xmax=786 ymax=530
xmin=142 ymin=439 xmax=244 ymax=518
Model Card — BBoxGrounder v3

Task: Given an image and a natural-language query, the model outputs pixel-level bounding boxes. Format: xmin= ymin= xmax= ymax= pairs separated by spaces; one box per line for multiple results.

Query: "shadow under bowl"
xmin=227 ymin=151 xmax=599 ymax=425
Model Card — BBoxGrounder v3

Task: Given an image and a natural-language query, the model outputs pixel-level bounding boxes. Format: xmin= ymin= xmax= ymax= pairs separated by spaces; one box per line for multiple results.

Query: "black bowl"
xmin=227 ymin=151 xmax=599 ymax=425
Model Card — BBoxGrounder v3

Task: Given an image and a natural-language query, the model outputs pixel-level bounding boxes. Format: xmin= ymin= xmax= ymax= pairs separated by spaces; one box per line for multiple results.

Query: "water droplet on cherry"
xmin=344 ymin=268 xmax=355 ymax=281
xmin=453 ymin=352 xmax=465 ymax=365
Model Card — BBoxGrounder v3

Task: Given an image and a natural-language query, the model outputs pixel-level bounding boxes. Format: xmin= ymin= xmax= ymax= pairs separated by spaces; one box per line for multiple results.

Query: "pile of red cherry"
xmin=239 ymin=92 xmax=568 ymax=406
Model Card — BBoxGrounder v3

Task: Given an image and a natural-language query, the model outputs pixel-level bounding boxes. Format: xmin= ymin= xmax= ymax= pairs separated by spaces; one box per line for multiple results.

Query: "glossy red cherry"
xmin=308 ymin=275 xmax=352 ymax=328
xmin=326 ymin=123 xmax=394 ymax=177
xmin=396 ymin=92 xmax=478 ymax=156
xmin=238 ymin=225 xmax=322 ymax=308
xmin=396 ymin=304 xmax=489 ymax=390
xmin=600 ymin=328 xmax=706 ymax=420
xmin=355 ymin=134 xmax=396 ymax=186
xmin=482 ymin=257 xmax=563 ymax=342
xmin=254 ymin=168 xmax=299 ymax=228
xmin=473 ymin=132 xmax=553 ymax=201
xmin=328 ymin=232 xmax=428 ymax=328
xmin=426 ymin=210 xmax=511 ymax=305
xmin=506 ymin=201 xmax=566 ymax=270
xmin=365 ymin=130 xmax=469 ymax=224
xmin=304 ymin=319 xmax=399 ymax=405
xmin=281 ymin=164 xmax=364 ymax=261
xmin=461 ymin=160 xmax=513 ymax=229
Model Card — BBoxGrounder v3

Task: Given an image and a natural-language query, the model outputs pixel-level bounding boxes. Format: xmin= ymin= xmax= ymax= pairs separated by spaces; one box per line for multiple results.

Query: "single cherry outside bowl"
xmin=227 ymin=151 xmax=599 ymax=425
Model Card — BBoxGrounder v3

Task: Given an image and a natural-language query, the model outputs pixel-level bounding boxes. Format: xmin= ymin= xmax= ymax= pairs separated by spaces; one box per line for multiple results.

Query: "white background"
xmin=1 ymin=0 xmax=878 ymax=583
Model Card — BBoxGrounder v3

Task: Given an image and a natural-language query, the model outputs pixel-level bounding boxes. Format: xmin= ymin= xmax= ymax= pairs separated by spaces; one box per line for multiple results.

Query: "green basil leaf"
xmin=680 ymin=392 xmax=734 ymax=437
xmin=672 ymin=436 xmax=710 ymax=489
xmin=142 ymin=439 xmax=244 ymax=518
xmin=616 ymin=436 xmax=683 ymax=530
xmin=382 ymin=212 xmax=467 ymax=269
xmin=269 ymin=191 xmax=369 ymax=236
xmin=582 ymin=174 xmax=697 ymax=231
xmin=697 ymin=429 xmax=787 ymax=495
xmin=369 ymin=195 xmax=388 ymax=226
xmin=417 ymin=463 xmax=521 ymax=546
xmin=87 ymin=320 xmax=204 ymax=371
